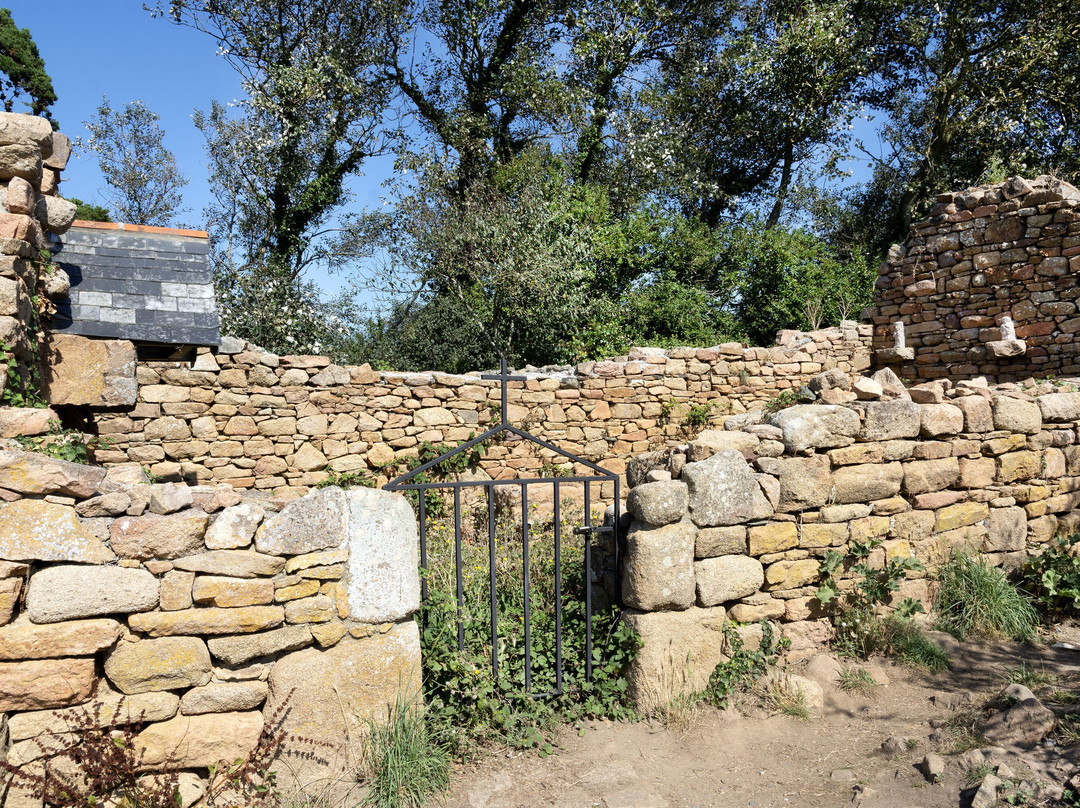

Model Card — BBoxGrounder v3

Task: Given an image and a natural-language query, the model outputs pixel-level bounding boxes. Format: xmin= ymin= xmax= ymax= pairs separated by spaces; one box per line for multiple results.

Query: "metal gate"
xmin=384 ymin=361 xmax=620 ymax=696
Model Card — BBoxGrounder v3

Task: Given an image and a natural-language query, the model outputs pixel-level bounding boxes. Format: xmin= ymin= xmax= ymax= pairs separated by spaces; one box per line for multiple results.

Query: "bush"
xmin=359 ymin=692 xmax=450 ymax=808
xmin=934 ymin=551 xmax=1039 ymax=642
xmin=1020 ymin=535 xmax=1080 ymax=619
xmin=700 ymin=621 xmax=788 ymax=709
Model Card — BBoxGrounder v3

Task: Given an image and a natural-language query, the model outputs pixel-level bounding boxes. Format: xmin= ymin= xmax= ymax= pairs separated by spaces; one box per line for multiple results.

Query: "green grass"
xmin=885 ymin=617 xmax=950 ymax=672
xmin=964 ymin=762 xmax=996 ymax=788
xmin=360 ymin=692 xmax=451 ymax=808
xmin=933 ymin=552 xmax=1039 ymax=642
xmin=1004 ymin=663 xmax=1058 ymax=690
xmin=758 ymin=676 xmax=813 ymax=720
xmin=1058 ymin=715 xmax=1080 ymax=747
xmin=837 ymin=668 xmax=879 ymax=696
xmin=939 ymin=709 xmax=989 ymax=755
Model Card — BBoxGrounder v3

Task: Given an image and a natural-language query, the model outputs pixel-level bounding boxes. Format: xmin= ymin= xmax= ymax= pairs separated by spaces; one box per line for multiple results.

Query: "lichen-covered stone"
xmin=0 ymin=499 xmax=115 ymax=563
xmin=771 ymin=455 xmax=832 ymax=512
xmin=343 ymin=487 xmax=421 ymax=622
xmin=683 ymin=450 xmax=773 ymax=527
xmin=191 ymin=576 xmax=274 ymax=608
xmin=991 ymin=395 xmax=1041 ymax=434
xmin=695 ymin=526 xmax=746 ymax=558
xmin=748 ymin=522 xmax=798 ymax=555
xmin=829 ymin=462 xmax=904 ymax=504
xmin=128 ymin=606 xmax=284 ymax=637
xmin=254 ymin=487 xmax=347 ymax=555
xmin=902 ymin=458 xmax=960 ymax=495
xmin=179 ymin=680 xmax=268 ymax=715
xmin=0 ymin=657 xmax=95 ymax=711
xmin=207 ymin=624 xmax=313 ymax=666
xmin=694 ymin=555 xmax=764 ymax=606
xmin=104 ymin=637 xmax=212 ymax=694
xmin=110 ymin=512 xmax=209 ymax=560
xmin=935 ymin=502 xmax=989 ymax=532
xmin=626 ymin=481 xmax=688 ymax=526
xmin=859 ymin=400 xmax=921 ymax=441
xmin=764 ymin=559 xmax=820 ymax=590
xmin=263 ymin=626 xmax=422 ymax=791
xmin=42 ymin=335 xmax=137 ymax=407
xmin=985 ymin=507 xmax=1026 ymax=552
xmin=768 ymin=405 xmax=861 ymax=452
xmin=135 ymin=711 xmax=263 ymax=770
xmin=622 ymin=519 xmax=696 ymax=611
xmin=26 ymin=566 xmax=159 ymax=623
xmin=173 ymin=550 xmax=286 ymax=578
xmin=205 ymin=503 xmax=265 ymax=550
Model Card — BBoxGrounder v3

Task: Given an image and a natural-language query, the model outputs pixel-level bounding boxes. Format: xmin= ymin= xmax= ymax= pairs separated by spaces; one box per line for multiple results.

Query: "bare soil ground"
xmin=443 ymin=629 xmax=1080 ymax=808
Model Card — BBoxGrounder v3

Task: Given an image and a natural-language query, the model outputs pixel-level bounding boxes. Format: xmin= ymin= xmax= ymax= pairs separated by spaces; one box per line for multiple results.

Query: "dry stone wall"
xmin=82 ymin=325 xmax=871 ymax=497
xmin=0 ymin=450 xmax=421 ymax=804
xmin=866 ymin=175 xmax=1080 ymax=382
xmin=618 ymin=369 xmax=1080 ymax=712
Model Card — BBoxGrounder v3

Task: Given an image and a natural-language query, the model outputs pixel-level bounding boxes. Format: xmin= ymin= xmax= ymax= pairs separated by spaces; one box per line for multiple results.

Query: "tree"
xmin=82 ymin=97 xmax=188 ymax=226
xmin=0 ymin=8 xmax=56 ymax=119
xmin=154 ymin=0 xmax=403 ymax=280
xmin=67 ymin=198 xmax=112 ymax=222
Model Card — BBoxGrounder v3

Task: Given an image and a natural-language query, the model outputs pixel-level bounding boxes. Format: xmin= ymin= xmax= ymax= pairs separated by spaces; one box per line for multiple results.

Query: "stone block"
xmin=627 ymin=481 xmax=688 ymax=526
xmin=204 ymin=503 xmax=265 ymax=550
xmin=104 ymin=637 xmax=212 ymax=694
xmin=160 ymin=570 xmax=194 ymax=611
xmin=764 ymin=559 xmax=819 ymax=590
xmin=342 ymin=488 xmax=421 ymax=622
xmin=860 ymin=400 xmax=921 ymax=440
xmin=0 ymin=143 xmax=41 ymax=181
xmin=135 ymin=711 xmax=263 ymax=771
xmin=26 ymin=566 xmax=158 ymax=623
xmin=748 ymin=522 xmax=798 ymax=555
xmin=686 ymin=430 xmax=759 ymax=462
xmin=800 ymin=523 xmax=848 ymax=548
xmin=42 ymin=336 xmax=136 ymax=407
xmin=889 ymin=510 xmax=935 ymax=541
xmin=621 ymin=606 xmax=727 ymax=714
xmin=772 ymin=455 xmax=832 ymax=512
xmin=192 ymin=576 xmax=275 ymax=608
xmin=683 ymin=450 xmax=773 ymax=527
xmin=694 ymin=555 xmax=764 ymax=606
xmin=264 ymin=626 xmax=422 ymax=792
xmin=936 ymin=502 xmax=988 ymax=532
xmin=959 ymin=457 xmax=996 ymax=489
xmin=954 ymin=396 xmax=993 ymax=433
xmin=985 ymin=507 xmax=1026 ymax=552
xmin=8 ymin=683 xmax=178 ymax=741
xmin=622 ymin=519 xmax=696 ymax=611
xmin=997 ymin=451 xmax=1041 ymax=483
xmin=902 ymin=458 xmax=960 ymax=495
xmin=1038 ymin=393 xmax=1080 ymax=423
xmin=695 ymin=526 xmax=746 ymax=558
xmin=0 ymin=618 xmax=121 ymax=660
xmin=0 ymin=657 xmax=95 ymax=711
xmin=919 ymin=404 xmax=964 ymax=437
xmin=992 ymin=395 xmax=1041 ymax=434
xmin=768 ymin=405 xmax=860 ymax=452
xmin=0 ymin=113 xmax=53 ymax=150
xmin=0 ymin=499 xmax=115 ymax=563
xmin=0 ymin=449 xmax=106 ymax=498
xmin=179 ymin=680 xmax=268 ymax=715
xmin=255 ymin=487 xmax=347 ymax=555
xmin=830 ymin=462 xmax=904 ymax=504
xmin=128 ymin=606 xmax=284 ymax=637
xmin=110 ymin=512 xmax=209 ymax=560
xmin=284 ymin=595 xmax=335 ymax=623
xmin=172 ymin=550 xmax=286 ymax=578
xmin=207 ymin=625 xmax=313 ymax=666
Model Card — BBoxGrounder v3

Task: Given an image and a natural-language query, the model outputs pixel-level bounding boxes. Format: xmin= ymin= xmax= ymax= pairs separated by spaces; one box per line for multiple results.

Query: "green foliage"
xmin=359 ymin=692 xmax=450 ymax=808
xmin=82 ymin=97 xmax=188 ymax=227
xmin=837 ymin=668 xmax=878 ymax=696
xmin=1004 ymin=663 xmax=1057 ymax=691
xmin=315 ymin=470 xmax=375 ymax=490
xmin=15 ymin=420 xmax=104 ymax=465
xmin=764 ymin=390 xmax=802 ymax=413
xmin=1020 ymin=535 xmax=1080 ymax=619
xmin=684 ymin=402 xmax=715 ymax=432
xmin=933 ymin=551 xmax=1039 ymax=642
xmin=700 ymin=622 xmax=788 ymax=710
xmin=421 ymin=507 xmax=639 ymax=757
xmin=0 ymin=8 xmax=56 ymax=119
xmin=883 ymin=616 xmax=950 ymax=672
xmin=67 ymin=198 xmax=112 ymax=223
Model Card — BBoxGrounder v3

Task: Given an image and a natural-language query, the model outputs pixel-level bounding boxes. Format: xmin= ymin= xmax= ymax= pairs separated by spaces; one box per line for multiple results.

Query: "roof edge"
xmin=70 ymin=220 xmax=209 ymax=239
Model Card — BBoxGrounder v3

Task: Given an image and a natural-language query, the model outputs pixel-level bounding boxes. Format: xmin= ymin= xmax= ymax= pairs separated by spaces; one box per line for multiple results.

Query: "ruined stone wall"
xmin=0 ymin=451 xmax=421 ymax=802
xmin=618 ymin=371 xmax=1080 ymax=712
xmin=81 ymin=325 xmax=871 ymax=495
xmin=866 ymin=175 xmax=1080 ymax=382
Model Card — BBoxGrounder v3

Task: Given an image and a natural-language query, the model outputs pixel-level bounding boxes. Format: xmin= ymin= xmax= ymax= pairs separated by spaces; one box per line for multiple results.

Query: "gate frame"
xmin=384 ymin=360 xmax=621 ymax=696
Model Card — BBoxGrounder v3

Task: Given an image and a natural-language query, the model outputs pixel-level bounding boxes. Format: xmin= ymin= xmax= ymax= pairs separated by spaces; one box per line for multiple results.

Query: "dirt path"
xmin=444 ymin=633 xmax=1080 ymax=808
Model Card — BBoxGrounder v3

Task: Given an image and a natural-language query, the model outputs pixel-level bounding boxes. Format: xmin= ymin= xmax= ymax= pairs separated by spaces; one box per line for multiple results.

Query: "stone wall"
xmin=0 ymin=113 xmax=76 ymax=382
xmin=0 ymin=449 xmax=421 ymax=804
xmin=78 ymin=325 xmax=871 ymax=497
xmin=866 ymin=175 xmax=1080 ymax=382
xmin=618 ymin=368 xmax=1080 ymax=712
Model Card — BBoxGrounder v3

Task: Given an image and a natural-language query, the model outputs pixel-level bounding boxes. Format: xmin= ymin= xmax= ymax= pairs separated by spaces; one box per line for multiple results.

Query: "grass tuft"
xmin=837 ymin=668 xmax=879 ymax=696
xmin=884 ymin=616 xmax=950 ymax=671
xmin=757 ymin=675 xmax=813 ymax=720
xmin=933 ymin=552 xmax=1039 ymax=642
xmin=964 ymin=762 xmax=996 ymax=788
xmin=1005 ymin=662 xmax=1058 ymax=690
xmin=939 ymin=708 xmax=989 ymax=755
xmin=360 ymin=691 xmax=451 ymax=808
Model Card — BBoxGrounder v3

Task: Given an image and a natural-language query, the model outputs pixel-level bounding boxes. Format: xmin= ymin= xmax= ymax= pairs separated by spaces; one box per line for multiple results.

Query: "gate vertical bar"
xmin=488 ymin=485 xmax=498 ymax=682
xmin=521 ymin=482 xmax=531 ymax=693
xmin=553 ymin=480 xmax=563 ymax=696
xmin=584 ymin=482 xmax=593 ymax=681
xmin=418 ymin=495 xmax=428 ymax=630
xmin=454 ymin=488 xmax=464 ymax=650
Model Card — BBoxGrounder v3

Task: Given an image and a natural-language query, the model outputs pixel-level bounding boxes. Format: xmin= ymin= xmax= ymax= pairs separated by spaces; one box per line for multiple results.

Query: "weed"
xmin=964 ymin=762 xmax=996 ymax=787
xmin=885 ymin=617 xmax=950 ymax=672
xmin=658 ymin=398 xmax=679 ymax=426
xmin=1057 ymin=715 xmax=1080 ymax=747
xmin=420 ymin=504 xmax=640 ymax=758
xmin=757 ymin=675 xmax=812 ymax=720
xmin=1048 ymin=690 xmax=1080 ymax=705
xmin=1005 ymin=663 xmax=1058 ymax=690
xmin=701 ymin=622 xmax=789 ymax=709
xmin=1020 ymin=534 xmax=1080 ymax=619
xmin=539 ymin=462 xmax=573 ymax=478
xmin=837 ymin=668 xmax=879 ymax=696
xmin=684 ymin=401 xmax=715 ymax=433
xmin=939 ymin=709 xmax=989 ymax=754
xmin=905 ymin=738 xmax=919 ymax=750
xmin=764 ymin=390 xmax=800 ymax=413
xmin=359 ymin=691 xmax=450 ymax=808
xmin=933 ymin=551 xmax=1039 ymax=642
xmin=14 ymin=419 xmax=105 ymax=464
xmin=656 ymin=693 xmax=699 ymax=732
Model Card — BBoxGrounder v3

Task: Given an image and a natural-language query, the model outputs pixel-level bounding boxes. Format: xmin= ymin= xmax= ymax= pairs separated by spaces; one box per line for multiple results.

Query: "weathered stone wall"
xmin=866 ymin=175 xmax=1080 ymax=382
xmin=0 ymin=450 xmax=421 ymax=803
xmin=618 ymin=369 xmax=1080 ymax=712
xmin=0 ymin=112 xmax=76 ymax=389
xmin=80 ymin=325 xmax=871 ymax=496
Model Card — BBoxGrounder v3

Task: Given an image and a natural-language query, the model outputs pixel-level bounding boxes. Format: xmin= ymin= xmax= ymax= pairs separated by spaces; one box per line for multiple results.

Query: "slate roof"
xmin=48 ymin=221 xmax=221 ymax=347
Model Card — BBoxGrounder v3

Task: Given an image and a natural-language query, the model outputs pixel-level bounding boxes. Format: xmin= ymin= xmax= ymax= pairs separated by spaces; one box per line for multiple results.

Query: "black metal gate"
xmin=384 ymin=360 xmax=620 ymax=696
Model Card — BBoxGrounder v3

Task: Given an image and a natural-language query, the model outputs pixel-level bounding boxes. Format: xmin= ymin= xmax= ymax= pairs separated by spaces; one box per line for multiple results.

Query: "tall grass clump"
xmin=934 ymin=551 xmax=1038 ymax=642
xmin=360 ymin=692 xmax=450 ymax=808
